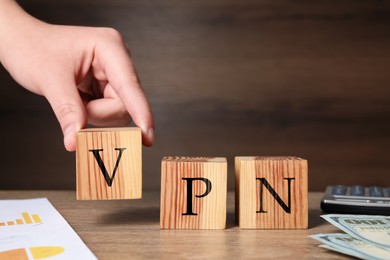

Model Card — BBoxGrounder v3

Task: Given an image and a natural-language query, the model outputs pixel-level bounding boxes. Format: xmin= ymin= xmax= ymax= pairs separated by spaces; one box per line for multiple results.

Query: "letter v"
xmin=89 ymin=148 xmax=126 ymax=187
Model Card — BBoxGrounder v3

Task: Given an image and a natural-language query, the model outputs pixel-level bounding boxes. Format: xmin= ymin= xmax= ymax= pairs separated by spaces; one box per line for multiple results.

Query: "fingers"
xmin=86 ymin=96 xmax=131 ymax=126
xmin=94 ymin=28 xmax=155 ymax=146
xmin=43 ymin=77 xmax=87 ymax=151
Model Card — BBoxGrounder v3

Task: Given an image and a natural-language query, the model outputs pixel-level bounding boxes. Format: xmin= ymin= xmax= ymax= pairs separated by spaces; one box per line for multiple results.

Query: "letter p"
xmin=182 ymin=178 xmax=212 ymax=216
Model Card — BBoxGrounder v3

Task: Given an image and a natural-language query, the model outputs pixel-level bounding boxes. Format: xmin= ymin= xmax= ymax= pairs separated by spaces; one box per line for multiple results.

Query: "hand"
xmin=0 ymin=1 xmax=154 ymax=151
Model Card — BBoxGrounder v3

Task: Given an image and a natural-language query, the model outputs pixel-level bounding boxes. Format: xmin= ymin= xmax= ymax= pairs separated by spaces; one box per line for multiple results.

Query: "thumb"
xmin=43 ymin=80 xmax=87 ymax=151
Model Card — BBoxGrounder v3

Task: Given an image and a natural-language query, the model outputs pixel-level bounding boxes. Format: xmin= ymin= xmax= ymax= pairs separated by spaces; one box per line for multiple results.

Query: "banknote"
xmin=321 ymin=214 xmax=390 ymax=249
xmin=319 ymin=244 xmax=362 ymax=259
xmin=311 ymin=233 xmax=390 ymax=260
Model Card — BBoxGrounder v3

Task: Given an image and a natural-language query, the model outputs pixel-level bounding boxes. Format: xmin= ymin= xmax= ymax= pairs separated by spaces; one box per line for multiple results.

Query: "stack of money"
xmin=310 ymin=215 xmax=390 ymax=260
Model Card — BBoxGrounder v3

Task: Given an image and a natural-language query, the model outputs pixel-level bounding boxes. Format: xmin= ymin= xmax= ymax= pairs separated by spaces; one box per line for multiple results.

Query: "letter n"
xmin=256 ymin=177 xmax=295 ymax=214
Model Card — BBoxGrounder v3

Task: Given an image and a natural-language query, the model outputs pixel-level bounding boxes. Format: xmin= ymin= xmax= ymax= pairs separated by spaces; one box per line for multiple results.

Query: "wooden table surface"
xmin=0 ymin=191 xmax=349 ymax=259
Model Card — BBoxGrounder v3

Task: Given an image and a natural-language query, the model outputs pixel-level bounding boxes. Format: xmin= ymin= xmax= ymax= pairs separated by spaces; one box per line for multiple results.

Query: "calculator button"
xmin=350 ymin=185 xmax=365 ymax=196
xmin=332 ymin=185 xmax=347 ymax=195
xmin=369 ymin=186 xmax=384 ymax=197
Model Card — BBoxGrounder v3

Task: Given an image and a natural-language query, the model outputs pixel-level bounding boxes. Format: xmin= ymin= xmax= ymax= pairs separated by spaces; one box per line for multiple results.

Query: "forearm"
xmin=0 ymin=0 xmax=42 ymax=64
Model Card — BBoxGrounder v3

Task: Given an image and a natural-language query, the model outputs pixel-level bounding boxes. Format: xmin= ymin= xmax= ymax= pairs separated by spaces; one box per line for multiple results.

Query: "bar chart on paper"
xmin=0 ymin=210 xmax=65 ymax=259
xmin=0 ymin=198 xmax=96 ymax=260
xmin=0 ymin=212 xmax=42 ymax=227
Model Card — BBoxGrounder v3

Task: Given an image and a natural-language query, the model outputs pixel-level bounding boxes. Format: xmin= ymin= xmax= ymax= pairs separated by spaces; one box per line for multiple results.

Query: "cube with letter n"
xmin=160 ymin=157 xmax=227 ymax=229
xmin=235 ymin=156 xmax=308 ymax=229
xmin=76 ymin=127 xmax=142 ymax=200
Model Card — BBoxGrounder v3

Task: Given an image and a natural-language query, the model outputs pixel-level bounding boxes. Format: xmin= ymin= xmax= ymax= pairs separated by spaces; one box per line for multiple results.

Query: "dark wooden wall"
xmin=1 ymin=0 xmax=390 ymax=191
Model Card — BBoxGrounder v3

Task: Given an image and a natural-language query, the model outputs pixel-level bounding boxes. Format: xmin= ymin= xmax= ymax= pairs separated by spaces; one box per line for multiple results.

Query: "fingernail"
xmin=147 ymin=127 xmax=155 ymax=145
xmin=64 ymin=127 xmax=76 ymax=151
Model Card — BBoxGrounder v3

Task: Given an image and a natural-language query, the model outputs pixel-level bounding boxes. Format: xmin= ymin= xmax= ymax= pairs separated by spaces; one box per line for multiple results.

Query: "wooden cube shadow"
xmin=76 ymin=127 xmax=142 ymax=200
xmin=235 ymin=156 xmax=308 ymax=229
xmin=160 ymin=157 xmax=227 ymax=229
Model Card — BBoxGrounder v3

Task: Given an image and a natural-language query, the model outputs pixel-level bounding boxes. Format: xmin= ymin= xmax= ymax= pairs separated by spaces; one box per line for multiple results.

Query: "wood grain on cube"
xmin=161 ymin=157 xmax=227 ymax=229
xmin=76 ymin=127 xmax=142 ymax=200
xmin=235 ymin=156 xmax=308 ymax=229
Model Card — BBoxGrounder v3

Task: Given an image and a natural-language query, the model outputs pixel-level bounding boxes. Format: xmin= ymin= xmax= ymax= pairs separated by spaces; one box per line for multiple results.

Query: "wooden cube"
xmin=76 ymin=127 xmax=142 ymax=200
xmin=235 ymin=156 xmax=308 ymax=229
xmin=160 ymin=157 xmax=227 ymax=229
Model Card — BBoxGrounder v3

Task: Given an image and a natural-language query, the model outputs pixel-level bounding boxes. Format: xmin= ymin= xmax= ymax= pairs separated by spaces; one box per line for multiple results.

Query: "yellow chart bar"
xmin=0 ymin=222 xmax=5 ymax=226
xmin=22 ymin=212 xmax=32 ymax=224
xmin=16 ymin=219 xmax=24 ymax=225
xmin=7 ymin=221 xmax=15 ymax=226
xmin=32 ymin=214 xmax=42 ymax=223
xmin=30 ymin=246 xmax=64 ymax=259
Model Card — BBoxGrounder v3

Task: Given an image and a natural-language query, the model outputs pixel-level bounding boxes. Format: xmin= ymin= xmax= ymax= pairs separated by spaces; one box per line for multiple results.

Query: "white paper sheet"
xmin=0 ymin=198 xmax=96 ymax=259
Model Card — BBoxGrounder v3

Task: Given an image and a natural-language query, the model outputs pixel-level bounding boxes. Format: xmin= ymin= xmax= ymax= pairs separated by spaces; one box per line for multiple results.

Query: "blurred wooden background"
xmin=1 ymin=0 xmax=390 ymax=191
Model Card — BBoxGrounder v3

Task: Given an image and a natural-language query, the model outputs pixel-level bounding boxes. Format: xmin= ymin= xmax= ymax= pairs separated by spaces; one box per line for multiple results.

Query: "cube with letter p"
xmin=160 ymin=156 xmax=227 ymax=229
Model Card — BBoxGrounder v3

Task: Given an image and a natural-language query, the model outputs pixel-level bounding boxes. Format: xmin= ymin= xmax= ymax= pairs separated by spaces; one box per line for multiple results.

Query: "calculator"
xmin=320 ymin=185 xmax=390 ymax=215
